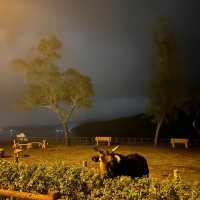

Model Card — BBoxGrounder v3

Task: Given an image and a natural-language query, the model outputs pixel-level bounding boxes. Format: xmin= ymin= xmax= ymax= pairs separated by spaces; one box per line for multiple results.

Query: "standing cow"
xmin=92 ymin=145 xmax=149 ymax=178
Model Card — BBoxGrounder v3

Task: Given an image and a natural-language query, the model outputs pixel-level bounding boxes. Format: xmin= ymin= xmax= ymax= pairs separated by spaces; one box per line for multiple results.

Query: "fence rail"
xmin=42 ymin=136 xmax=200 ymax=146
xmin=3 ymin=136 xmax=200 ymax=146
xmin=0 ymin=189 xmax=60 ymax=200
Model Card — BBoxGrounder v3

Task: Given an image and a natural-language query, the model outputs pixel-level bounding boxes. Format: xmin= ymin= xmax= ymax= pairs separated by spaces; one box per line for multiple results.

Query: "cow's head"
xmin=92 ymin=145 xmax=120 ymax=177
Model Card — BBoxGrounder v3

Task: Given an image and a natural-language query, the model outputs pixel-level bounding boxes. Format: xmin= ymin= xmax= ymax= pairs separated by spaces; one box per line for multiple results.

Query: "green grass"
xmin=2 ymin=144 xmax=200 ymax=183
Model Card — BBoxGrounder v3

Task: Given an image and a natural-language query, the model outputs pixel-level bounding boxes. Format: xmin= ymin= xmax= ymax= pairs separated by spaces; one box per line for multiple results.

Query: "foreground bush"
xmin=0 ymin=160 xmax=199 ymax=199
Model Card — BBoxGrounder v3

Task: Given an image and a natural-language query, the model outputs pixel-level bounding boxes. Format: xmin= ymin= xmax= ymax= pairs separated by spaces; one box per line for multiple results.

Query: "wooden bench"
xmin=31 ymin=140 xmax=48 ymax=149
xmin=95 ymin=137 xmax=111 ymax=146
xmin=170 ymin=138 xmax=189 ymax=149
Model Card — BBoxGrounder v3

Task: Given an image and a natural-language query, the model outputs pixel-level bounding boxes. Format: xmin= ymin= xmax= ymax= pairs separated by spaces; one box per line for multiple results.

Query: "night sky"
xmin=0 ymin=0 xmax=199 ymax=127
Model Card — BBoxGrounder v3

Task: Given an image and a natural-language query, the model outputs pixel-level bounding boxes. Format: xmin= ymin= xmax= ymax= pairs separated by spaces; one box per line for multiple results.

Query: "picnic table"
xmin=30 ymin=140 xmax=48 ymax=149
xmin=13 ymin=139 xmax=48 ymax=150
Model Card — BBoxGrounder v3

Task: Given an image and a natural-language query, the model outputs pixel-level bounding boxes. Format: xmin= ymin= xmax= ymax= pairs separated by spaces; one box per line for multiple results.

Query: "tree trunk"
xmin=62 ymin=123 xmax=70 ymax=146
xmin=154 ymin=115 xmax=164 ymax=147
xmin=54 ymin=106 xmax=75 ymax=146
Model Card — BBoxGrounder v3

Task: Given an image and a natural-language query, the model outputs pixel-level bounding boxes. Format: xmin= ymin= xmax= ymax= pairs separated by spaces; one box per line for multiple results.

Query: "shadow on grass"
xmin=2 ymin=154 xmax=12 ymax=158
xmin=23 ymin=154 xmax=30 ymax=157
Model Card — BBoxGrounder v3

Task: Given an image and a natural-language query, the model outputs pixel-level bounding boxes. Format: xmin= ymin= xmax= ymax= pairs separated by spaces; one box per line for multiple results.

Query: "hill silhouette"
xmin=72 ymin=113 xmax=200 ymax=139
xmin=72 ymin=114 xmax=154 ymax=137
xmin=2 ymin=113 xmax=199 ymax=141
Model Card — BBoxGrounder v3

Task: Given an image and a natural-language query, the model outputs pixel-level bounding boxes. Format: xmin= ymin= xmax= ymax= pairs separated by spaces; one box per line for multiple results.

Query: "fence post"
xmin=48 ymin=191 xmax=60 ymax=200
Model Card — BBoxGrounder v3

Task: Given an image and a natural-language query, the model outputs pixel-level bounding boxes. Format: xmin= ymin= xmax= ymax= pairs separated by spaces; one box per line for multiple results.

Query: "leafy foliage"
xmin=11 ymin=35 xmax=94 ymax=145
xmin=0 ymin=160 xmax=199 ymax=199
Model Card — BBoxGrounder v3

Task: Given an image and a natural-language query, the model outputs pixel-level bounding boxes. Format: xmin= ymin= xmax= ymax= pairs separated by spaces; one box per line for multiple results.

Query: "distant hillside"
xmin=71 ymin=114 xmax=155 ymax=137
xmin=1 ymin=113 xmax=199 ymax=140
xmin=72 ymin=113 xmax=200 ymax=139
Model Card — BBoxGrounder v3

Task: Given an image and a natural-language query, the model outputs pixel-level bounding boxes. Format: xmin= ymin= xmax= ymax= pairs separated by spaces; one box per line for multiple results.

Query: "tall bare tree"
xmin=12 ymin=35 xmax=94 ymax=145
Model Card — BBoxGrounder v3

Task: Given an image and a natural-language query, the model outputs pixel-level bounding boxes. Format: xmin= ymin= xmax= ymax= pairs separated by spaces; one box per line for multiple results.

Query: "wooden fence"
xmin=41 ymin=136 xmax=200 ymax=146
xmin=0 ymin=189 xmax=60 ymax=200
xmin=3 ymin=136 xmax=200 ymax=146
xmin=40 ymin=136 xmax=155 ymax=145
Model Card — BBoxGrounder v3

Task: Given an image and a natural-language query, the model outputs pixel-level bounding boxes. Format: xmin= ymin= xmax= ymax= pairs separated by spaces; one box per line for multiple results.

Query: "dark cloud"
xmin=0 ymin=0 xmax=199 ymax=126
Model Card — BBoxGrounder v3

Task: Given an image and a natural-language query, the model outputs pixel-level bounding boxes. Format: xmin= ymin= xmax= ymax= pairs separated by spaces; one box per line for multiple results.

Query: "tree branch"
xmin=66 ymin=103 xmax=76 ymax=123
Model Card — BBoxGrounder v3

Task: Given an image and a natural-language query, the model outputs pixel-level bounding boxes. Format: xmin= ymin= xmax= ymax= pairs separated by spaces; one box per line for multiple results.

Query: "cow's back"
xmin=126 ymin=153 xmax=149 ymax=178
xmin=112 ymin=153 xmax=149 ymax=178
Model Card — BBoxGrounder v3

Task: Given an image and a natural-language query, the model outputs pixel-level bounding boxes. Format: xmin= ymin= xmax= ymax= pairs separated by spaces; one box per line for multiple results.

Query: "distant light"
xmin=56 ymin=129 xmax=64 ymax=134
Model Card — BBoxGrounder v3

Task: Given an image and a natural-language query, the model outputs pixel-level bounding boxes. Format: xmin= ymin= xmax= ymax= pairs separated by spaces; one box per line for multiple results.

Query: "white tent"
xmin=16 ymin=132 xmax=28 ymax=142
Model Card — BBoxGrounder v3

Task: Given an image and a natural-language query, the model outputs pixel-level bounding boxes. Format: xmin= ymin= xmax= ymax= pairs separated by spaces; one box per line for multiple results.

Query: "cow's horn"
xmin=114 ymin=155 xmax=121 ymax=163
xmin=111 ymin=145 xmax=119 ymax=152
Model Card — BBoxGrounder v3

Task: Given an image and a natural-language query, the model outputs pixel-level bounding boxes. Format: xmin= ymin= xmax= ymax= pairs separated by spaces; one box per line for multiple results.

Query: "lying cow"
xmin=92 ymin=145 xmax=149 ymax=178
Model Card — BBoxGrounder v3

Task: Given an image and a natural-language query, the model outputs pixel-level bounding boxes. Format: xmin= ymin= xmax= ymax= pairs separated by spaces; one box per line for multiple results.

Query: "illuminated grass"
xmin=3 ymin=144 xmax=200 ymax=182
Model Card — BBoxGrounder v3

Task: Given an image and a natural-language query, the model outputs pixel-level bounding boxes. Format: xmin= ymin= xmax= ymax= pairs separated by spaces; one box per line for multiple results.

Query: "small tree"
xmin=146 ymin=20 xmax=187 ymax=146
xmin=12 ymin=35 xmax=94 ymax=145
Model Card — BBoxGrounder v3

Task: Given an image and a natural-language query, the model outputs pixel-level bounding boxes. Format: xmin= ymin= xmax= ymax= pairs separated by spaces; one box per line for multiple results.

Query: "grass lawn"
xmin=2 ymin=144 xmax=200 ymax=183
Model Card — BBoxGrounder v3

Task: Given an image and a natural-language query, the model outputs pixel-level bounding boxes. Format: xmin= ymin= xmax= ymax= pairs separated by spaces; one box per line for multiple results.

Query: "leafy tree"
xmin=12 ymin=35 xmax=94 ymax=145
xmin=146 ymin=20 xmax=187 ymax=146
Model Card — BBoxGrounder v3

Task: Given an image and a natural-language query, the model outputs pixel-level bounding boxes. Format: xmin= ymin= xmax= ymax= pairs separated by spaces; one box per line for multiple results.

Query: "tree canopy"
xmin=12 ymin=35 xmax=94 ymax=145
